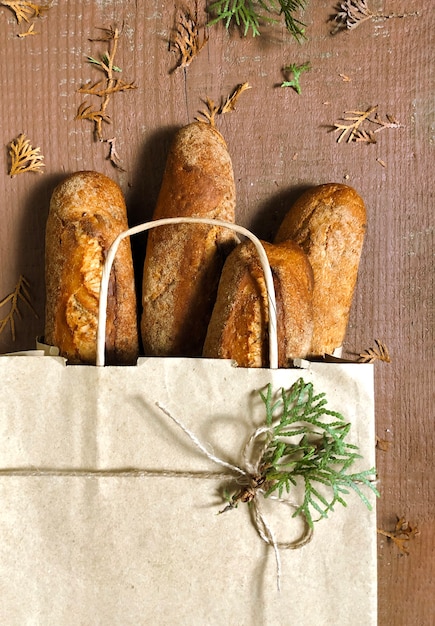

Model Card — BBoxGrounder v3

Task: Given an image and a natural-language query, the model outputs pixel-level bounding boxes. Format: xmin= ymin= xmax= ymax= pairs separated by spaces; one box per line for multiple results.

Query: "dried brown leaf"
xmin=378 ymin=516 xmax=420 ymax=555
xmin=375 ymin=436 xmax=391 ymax=452
xmin=104 ymin=137 xmax=125 ymax=171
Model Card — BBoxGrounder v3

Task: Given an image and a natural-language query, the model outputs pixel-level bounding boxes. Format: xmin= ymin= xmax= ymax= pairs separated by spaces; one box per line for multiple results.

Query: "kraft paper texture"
xmin=0 ymin=356 xmax=377 ymax=625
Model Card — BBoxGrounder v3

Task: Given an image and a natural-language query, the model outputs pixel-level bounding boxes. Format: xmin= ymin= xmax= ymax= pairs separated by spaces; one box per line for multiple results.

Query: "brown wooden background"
xmin=0 ymin=1 xmax=433 ymax=623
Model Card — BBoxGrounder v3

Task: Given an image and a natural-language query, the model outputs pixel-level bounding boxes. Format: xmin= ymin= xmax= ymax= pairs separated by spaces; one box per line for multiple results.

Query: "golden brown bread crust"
xmin=141 ymin=121 xmax=237 ymax=356
xmin=45 ymin=171 xmax=139 ymax=364
xmin=203 ymin=239 xmax=314 ymax=367
xmin=274 ymin=183 xmax=366 ymax=356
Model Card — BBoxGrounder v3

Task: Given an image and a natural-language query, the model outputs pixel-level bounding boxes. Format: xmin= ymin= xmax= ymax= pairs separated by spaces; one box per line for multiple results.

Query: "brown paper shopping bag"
xmin=0 ymin=219 xmax=377 ymax=626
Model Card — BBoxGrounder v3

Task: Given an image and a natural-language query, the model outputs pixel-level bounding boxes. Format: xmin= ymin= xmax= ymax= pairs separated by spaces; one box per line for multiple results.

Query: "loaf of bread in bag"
xmin=203 ymin=239 xmax=314 ymax=367
xmin=45 ymin=171 xmax=139 ymax=364
xmin=141 ymin=121 xmax=237 ymax=356
xmin=274 ymin=183 xmax=366 ymax=356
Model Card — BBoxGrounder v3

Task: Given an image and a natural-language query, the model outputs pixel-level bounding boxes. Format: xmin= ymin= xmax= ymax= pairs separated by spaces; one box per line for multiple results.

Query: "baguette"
xmin=45 ymin=171 xmax=139 ymax=364
xmin=274 ymin=183 xmax=366 ymax=356
xmin=141 ymin=121 xmax=237 ymax=356
xmin=203 ymin=239 xmax=314 ymax=367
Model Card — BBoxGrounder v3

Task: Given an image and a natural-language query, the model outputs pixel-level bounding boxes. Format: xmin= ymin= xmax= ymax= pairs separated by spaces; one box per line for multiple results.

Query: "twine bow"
xmin=156 ymin=402 xmax=313 ymax=591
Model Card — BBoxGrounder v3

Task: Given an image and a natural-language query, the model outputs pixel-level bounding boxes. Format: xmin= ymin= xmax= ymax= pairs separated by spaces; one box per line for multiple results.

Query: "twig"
xmin=76 ymin=25 xmax=136 ymax=168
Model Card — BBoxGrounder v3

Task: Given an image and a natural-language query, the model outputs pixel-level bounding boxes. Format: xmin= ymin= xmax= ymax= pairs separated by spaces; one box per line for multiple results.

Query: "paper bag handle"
xmin=97 ymin=218 xmax=278 ymax=368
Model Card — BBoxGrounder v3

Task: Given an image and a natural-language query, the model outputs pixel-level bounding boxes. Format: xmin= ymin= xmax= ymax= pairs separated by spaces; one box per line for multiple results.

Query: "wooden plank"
xmin=0 ymin=2 xmax=433 ymax=623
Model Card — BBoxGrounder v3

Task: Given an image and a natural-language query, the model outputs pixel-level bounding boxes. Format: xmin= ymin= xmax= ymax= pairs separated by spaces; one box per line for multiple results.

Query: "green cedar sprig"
xmin=280 ymin=61 xmax=310 ymax=93
xmin=208 ymin=0 xmax=307 ymax=40
xmin=258 ymin=379 xmax=379 ymax=527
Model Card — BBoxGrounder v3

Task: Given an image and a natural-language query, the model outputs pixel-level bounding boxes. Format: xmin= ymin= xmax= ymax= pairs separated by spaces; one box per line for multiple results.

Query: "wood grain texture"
xmin=0 ymin=2 xmax=433 ymax=623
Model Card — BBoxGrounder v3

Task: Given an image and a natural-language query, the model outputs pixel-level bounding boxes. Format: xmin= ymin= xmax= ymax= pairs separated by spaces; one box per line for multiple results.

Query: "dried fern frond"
xmin=0 ymin=275 xmax=38 ymax=341
xmin=8 ymin=134 xmax=45 ymax=176
xmin=333 ymin=106 xmax=402 ymax=144
xmin=195 ymin=83 xmax=251 ymax=125
xmin=77 ymin=25 xmax=135 ymax=168
xmin=370 ymin=112 xmax=403 ymax=133
xmin=219 ymin=82 xmax=251 ymax=114
xmin=378 ymin=516 xmax=420 ymax=555
xmin=359 ymin=339 xmax=391 ymax=363
xmin=171 ymin=7 xmax=208 ymax=71
xmin=331 ymin=0 xmax=419 ymax=34
xmin=195 ymin=96 xmax=219 ymax=126
xmin=1 ymin=1 xmax=49 ymax=24
xmin=354 ymin=128 xmax=376 ymax=143
xmin=331 ymin=0 xmax=372 ymax=33
xmin=333 ymin=105 xmax=378 ymax=143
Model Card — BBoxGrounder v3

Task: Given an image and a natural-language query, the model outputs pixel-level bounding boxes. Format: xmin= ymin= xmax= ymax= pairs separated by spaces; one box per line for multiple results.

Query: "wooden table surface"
xmin=0 ymin=2 xmax=433 ymax=624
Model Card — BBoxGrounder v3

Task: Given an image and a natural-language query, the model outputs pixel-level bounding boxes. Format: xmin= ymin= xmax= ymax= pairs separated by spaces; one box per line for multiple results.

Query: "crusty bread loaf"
xmin=274 ymin=183 xmax=366 ymax=356
xmin=45 ymin=171 xmax=139 ymax=364
xmin=141 ymin=121 xmax=237 ymax=356
xmin=203 ymin=239 xmax=314 ymax=367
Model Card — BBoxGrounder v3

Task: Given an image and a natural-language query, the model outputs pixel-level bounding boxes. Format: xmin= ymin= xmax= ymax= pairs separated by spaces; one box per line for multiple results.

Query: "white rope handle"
xmin=97 ymin=218 xmax=278 ymax=368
